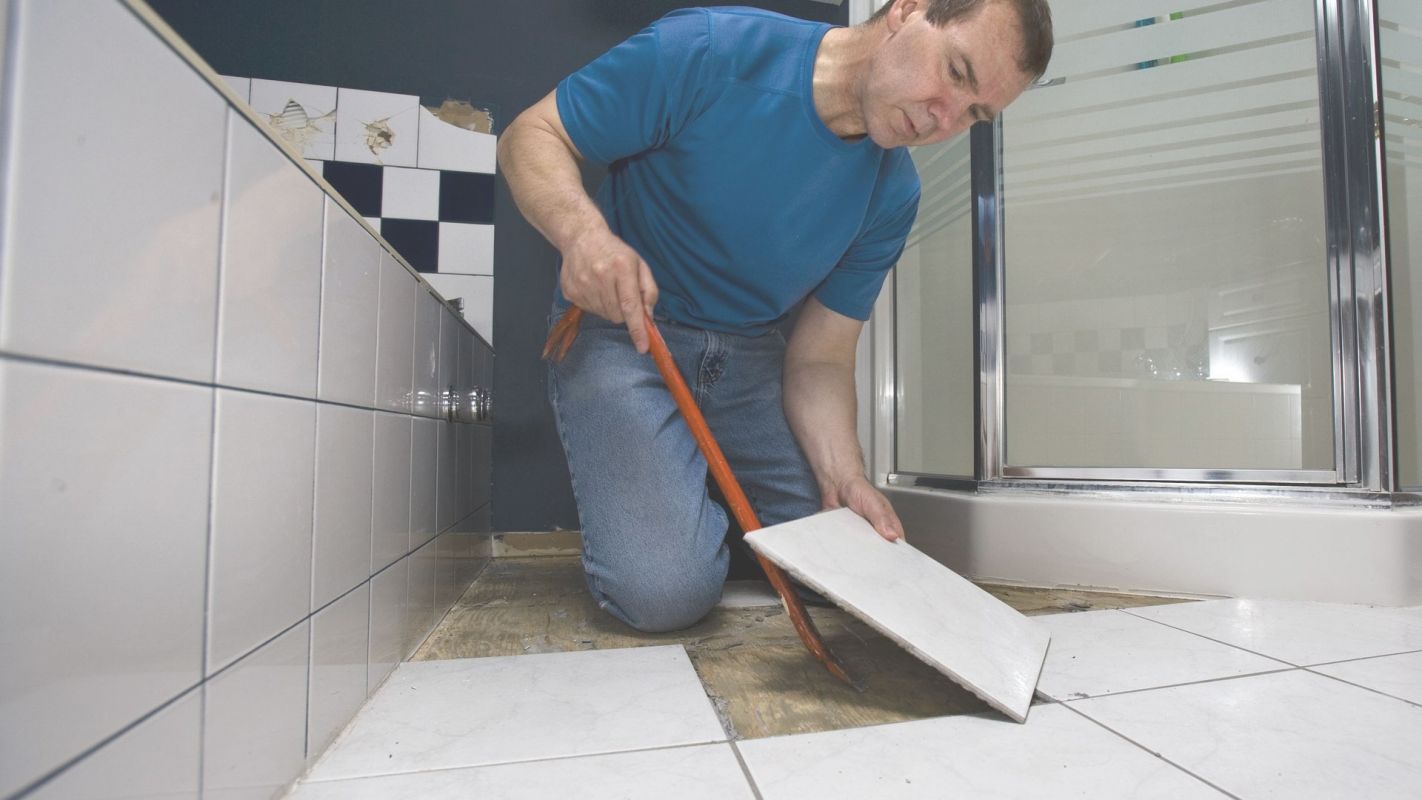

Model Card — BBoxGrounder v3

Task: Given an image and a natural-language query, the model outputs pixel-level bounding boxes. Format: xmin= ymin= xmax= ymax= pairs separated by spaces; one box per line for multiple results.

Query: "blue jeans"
xmin=548 ymin=309 xmax=821 ymax=632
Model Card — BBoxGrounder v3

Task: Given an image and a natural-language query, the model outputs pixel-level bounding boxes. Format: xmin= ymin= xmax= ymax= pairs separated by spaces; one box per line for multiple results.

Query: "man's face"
xmin=862 ymin=0 xmax=1034 ymax=148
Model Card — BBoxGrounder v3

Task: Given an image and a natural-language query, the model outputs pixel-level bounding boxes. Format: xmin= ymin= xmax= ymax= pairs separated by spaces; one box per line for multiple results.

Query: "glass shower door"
xmin=998 ymin=0 xmax=1337 ymax=478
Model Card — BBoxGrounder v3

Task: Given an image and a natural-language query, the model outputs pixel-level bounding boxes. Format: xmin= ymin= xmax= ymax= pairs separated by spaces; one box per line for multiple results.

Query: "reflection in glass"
xmin=1000 ymin=0 xmax=1334 ymax=471
xmin=1380 ymin=0 xmax=1422 ymax=488
xmin=894 ymin=135 xmax=975 ymax=477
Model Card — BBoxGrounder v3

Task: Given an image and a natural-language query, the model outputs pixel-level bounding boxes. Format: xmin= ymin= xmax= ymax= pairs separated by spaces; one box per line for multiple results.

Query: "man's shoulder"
xmin=655 ymin=6 xmax=826 ymax=55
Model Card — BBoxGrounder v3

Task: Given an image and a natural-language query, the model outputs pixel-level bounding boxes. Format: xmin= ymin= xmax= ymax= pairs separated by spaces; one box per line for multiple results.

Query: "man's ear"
xmin=887 ymin=0 xmax=920 ymax=32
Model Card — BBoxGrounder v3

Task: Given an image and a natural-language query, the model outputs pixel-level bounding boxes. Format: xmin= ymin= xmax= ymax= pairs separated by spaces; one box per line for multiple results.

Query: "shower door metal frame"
xmin=884 ymin=0 xmax=1398 ymax=496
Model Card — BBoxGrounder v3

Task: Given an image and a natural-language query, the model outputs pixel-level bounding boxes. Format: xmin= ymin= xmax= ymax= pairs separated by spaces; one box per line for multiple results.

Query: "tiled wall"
xmin=221 ymin=75 xmax=497 ymax=345
xmin=0 ymin=2 xmax=492 ymax=798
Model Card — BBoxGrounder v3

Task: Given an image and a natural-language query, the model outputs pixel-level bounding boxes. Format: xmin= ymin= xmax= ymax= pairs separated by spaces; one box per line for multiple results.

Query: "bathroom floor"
xmin=286 ymin=551 xmax=1422 ymax=798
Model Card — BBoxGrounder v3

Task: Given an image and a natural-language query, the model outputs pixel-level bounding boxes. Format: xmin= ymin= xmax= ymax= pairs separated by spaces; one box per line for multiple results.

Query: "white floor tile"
xmin=1035 ymin=609 xmax=1288 ymax=700
xmin=1126 ymin=599 xmax=1422 ymax=665
xmin=738 ymin=704 xmax=1225 ymax=799
xmin=1311 ymin=650 xmax=1422 ymax=706
xmin=718 ymin=580 xmax=780 ymax=608
xmin=1071 ymin=670 xmax=1422 ymax=799
xmin=305 ymin=646 xmax=726 ymax=781
xmin=289 ymin=744 xmax=752 ymax=799
xmin=745 ymin=508 xmax=1049 ymax=722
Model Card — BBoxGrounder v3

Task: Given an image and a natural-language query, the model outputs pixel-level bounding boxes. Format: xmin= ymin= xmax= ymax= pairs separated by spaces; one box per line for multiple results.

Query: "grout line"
xmin=8 ymin=683 xmax=205 ymax=800
xmin=0 ymin=350 xmax=469 ymax=423
xmin=1301 ymin=662 xmax=1422 ymax=710
xmin=1050 ymin=666 xmax=1299 ymax=702
xmin=1299 ymin=646 xmax=1422 ymax=669
xmin=0 ymin=0 xmax=21 ymax=338
xmin=729 ymin=741 xmax=767 ymax=800
xmin=1120 ymin=608 xmax=1301 ymax=667
xmin=1057 ymin=702 xmax=1244 ymax=800
xmin=299 ymin=739 xmax=734 ymax=786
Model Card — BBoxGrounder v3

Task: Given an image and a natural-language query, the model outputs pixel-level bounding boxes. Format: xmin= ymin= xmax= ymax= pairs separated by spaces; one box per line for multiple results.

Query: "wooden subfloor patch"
xmin=414 ymin=556 xmax=1194 ymax=740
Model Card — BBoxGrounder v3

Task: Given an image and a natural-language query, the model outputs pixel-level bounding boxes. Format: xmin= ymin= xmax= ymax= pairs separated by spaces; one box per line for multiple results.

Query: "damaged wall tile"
xmin=335 ymin=87 xmax=419 ymax=167
xmin=249 ymin=79 xmax=337 ymax=160
xmin=424 ymin=99 xmax=494 ymax=134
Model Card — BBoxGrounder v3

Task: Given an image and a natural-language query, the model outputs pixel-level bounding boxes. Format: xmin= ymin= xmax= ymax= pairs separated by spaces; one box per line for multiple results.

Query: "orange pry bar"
xmin=543 ymin=305 xmax=859 ymax=689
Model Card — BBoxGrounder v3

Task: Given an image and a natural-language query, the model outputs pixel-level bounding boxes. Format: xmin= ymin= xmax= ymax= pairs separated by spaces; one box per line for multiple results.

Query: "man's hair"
xmin=868 ymin=0 xmax=1053 ymax=79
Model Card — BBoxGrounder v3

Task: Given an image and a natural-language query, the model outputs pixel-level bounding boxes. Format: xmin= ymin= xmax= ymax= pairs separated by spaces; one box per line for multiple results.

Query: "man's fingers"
xmin=638 ymin=259 xmax=659 ymax=315
xmin=618 ymin=275 xmax=650 ymax=354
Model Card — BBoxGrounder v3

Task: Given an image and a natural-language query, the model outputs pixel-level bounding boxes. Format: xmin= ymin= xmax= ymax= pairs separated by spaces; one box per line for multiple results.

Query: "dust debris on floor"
xmin=414 ymin=554 xmax=1194 ymax=740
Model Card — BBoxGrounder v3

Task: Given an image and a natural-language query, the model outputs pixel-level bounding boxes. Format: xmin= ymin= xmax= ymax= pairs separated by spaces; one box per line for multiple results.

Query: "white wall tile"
xmin=437 ymin=420 xmax=458 ymax=534
xmin=416 ymin=105 xmax=496 ymax=173
xmin=436 ymin=532 xmax=459 ymax=611
xmin=381 ymin=166 xmax=440 ymax=221
xmin=249 ymin=79 xmax=337 ymax=160
xmin=456 ymin=423 xmax=474 ymax=522
xmin=437 ymin=223 xmax=494 ymax=275
xmin=412 ymin=289 xmax=443 ymax=418
xmin=203 ymin=622 xmax=309 ymax=800
xmin=335 ymin=87 xmax=419 ymax=166
xmin=411 ymin=417 xmax=439 ymax=547
xmin=219 ymin=74 xmax=251 ymax=103
xmin=26 ymin=689 xmax=202 ymax=800
xmin=404 ymin=539 xmax=439 ymax=656
xmin=318 ymin=201 xmax=381 ymax=407
xmin=372 ymin=412 xmax=412 ymax=571
xmin=0 ymin=0 xmax=223 ymax=381
xmin=209 ymin=390 xmax=316 ymax=673
xmin=0 ymin=360 xmax=210 ymax=797
xmin=375 ymin=256 xmax=416 ymax=413
xmin=313 ymin=404 xmax=374 ymax=609
xmin=309 ymin=585 xmax=371 ymax=760
xmin=369 ymin=561 xmax=407 ymax=694
xmin=439 ymin=309 xmax=459 ymax=407
xmin=218 ymin=115 xmax=325 ymax=398
xmin=363 ymin=216 xmax=382 ymax=234
xmin=472 ymin=423 xmax=492 ymax=512
xmin=424 ymin=274 xmax=493 ymax=345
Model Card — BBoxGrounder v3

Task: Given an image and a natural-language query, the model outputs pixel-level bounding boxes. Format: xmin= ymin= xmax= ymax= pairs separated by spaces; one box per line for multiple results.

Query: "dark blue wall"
xmin=147 ymin=0 xmax=850 ymax=532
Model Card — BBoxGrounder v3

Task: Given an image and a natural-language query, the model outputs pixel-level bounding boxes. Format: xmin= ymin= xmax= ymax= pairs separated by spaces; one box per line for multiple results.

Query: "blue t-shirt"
xmin=556 ymin=7 xmax=921 ymax=335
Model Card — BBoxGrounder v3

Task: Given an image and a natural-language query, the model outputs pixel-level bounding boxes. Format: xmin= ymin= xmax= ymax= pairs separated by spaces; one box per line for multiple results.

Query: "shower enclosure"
xmin=867 ymin=0 xmax=1422 ymax=604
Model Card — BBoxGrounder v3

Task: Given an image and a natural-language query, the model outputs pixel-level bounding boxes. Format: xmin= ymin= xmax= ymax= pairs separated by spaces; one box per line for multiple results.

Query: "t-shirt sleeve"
xmin=556 ymin=8 xmax=713 ymax=166
xmin=813 ymin=188 xmax=921 ymax=321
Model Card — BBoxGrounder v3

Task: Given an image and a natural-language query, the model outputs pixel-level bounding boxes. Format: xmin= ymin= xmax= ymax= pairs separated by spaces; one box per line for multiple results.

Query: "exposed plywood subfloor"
xmin=413 ymin=556 xmax=1193 ymax=740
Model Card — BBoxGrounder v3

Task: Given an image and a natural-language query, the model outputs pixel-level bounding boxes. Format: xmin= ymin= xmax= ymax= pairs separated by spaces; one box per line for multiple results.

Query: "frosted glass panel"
xmin=1381 ymin=0 xmax=1422 ymax=488
xmin=895 ymin=135 xmax=975 ymax=477
xmin=1000 ymin=0 xmax=1334 ymax=471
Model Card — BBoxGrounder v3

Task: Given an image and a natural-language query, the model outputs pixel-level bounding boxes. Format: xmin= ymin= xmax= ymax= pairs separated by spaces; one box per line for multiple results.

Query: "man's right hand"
xmin=560 ymin=230 xmax=660 ymax=354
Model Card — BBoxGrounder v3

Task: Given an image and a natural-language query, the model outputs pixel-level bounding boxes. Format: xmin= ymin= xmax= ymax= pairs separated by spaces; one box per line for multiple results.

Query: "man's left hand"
xmin=822 ymin=475 xmax=906 ymax=543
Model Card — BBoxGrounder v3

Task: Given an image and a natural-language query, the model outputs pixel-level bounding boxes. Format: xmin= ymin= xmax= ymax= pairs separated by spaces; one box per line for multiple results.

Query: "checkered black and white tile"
xmin=222 ymin=76 xmax=495 ymax=342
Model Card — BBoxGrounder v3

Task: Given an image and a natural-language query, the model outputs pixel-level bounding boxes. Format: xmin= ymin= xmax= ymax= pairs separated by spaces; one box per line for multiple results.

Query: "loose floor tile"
xmin=1310 ymin=650 xmax=1422 ymax=706
xmin=289 ymin=744 xmax=754 ymax=800
xmin=718 ymin=580 xmax=781 ymax=608
xmin=746 ymin=508 xmax=1049 ymax=722
xmin=1035 ymin=609 xmax=1288 ymax=700
xmin=305 ymin=646 xmax=726 ymax=781
xmin=1126 ymin=598 xmax=1422 ymax=665
xmin=737 ymin=703 xmax=1226 ymax=799
xmin=1070 ymin=669 xmax=1422 ymax=799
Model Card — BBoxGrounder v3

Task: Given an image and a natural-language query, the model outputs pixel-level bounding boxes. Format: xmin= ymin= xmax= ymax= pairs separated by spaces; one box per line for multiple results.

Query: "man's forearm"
xmin=783 ymin=358 xmax=866 ymax=499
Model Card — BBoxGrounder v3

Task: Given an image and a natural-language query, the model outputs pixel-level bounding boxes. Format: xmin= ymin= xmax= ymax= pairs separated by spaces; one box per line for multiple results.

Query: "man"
xmin=499 ymin=0 xmax=1052 ymax=632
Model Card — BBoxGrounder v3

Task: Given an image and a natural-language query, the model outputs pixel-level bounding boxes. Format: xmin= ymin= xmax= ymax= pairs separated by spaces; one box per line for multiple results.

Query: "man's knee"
xmin=592 ymin=558 xmax=727 ymax=633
